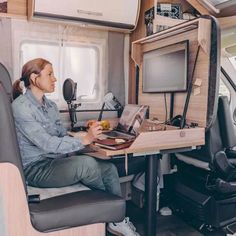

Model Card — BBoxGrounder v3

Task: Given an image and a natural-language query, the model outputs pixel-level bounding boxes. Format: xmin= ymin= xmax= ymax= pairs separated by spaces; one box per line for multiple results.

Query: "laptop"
xmin=103 ymin=104 xmax=149 ymax=140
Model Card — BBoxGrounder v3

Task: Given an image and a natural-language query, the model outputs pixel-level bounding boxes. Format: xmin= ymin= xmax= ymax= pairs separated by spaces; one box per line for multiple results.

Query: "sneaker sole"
xmin=107 ymin=226 xmax=125 ymax=236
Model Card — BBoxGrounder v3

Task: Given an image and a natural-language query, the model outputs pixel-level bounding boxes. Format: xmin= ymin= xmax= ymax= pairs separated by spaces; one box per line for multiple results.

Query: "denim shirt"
xmin=12 ymin=89 xmax=84 ymax=168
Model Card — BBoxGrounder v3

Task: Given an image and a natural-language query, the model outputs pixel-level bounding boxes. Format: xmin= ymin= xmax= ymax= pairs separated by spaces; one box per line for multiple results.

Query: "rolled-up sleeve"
xmin=13 ymin=108 xmax=84 ymax=154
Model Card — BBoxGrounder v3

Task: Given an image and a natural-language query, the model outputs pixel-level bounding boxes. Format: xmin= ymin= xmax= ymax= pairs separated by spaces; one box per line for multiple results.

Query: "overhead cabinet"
xmin=28 ymin=0 xmax=140 ymax=32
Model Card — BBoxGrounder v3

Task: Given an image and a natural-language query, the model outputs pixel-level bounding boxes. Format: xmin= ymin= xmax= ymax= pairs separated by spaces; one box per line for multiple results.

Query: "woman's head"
xmin=12 ymin=58 xmax=56 ymax=99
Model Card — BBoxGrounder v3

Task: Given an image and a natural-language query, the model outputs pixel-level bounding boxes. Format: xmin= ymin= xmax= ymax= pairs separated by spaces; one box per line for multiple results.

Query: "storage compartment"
xmin=28 ymin=0 xmax=140 ymax=31
xmin=173 ymin=179 xmax=236 ymax=228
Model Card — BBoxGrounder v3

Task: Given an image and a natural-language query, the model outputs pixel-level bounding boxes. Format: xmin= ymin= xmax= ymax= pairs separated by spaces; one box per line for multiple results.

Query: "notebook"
xmin=103 ymin=104 xmax=149 ymax=140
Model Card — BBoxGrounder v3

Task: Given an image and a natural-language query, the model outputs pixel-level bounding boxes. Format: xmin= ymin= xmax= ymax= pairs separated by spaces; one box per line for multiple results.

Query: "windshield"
xmin=229 ymin=56 xmax=236 ymax=69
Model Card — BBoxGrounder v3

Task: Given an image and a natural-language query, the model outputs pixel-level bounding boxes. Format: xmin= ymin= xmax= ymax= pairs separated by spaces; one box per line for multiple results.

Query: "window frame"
xmin=19 ymin=38 xmax=105 ymax=109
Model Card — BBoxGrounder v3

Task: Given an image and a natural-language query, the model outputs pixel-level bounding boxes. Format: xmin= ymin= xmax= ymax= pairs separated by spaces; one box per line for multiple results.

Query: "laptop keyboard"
xmin=104 ymin=130 xmax=135 ymax=140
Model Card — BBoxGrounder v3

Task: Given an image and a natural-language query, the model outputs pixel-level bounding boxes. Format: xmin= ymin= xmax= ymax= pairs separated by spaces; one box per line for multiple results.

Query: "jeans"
xmin=24 ymin=155 xmax=122 ymax=197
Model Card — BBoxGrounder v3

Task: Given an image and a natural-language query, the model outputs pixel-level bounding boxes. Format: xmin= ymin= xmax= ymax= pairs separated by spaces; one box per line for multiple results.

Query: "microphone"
xmin=62 ymin=78 xmax=81 ymax=130
xmin=63 ymin=78 xmax=77 ymax=103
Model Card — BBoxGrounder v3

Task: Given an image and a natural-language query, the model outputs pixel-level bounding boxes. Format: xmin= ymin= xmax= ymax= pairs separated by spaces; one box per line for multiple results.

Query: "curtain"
xmin=108 ymin=32 xmax=125 ymax=105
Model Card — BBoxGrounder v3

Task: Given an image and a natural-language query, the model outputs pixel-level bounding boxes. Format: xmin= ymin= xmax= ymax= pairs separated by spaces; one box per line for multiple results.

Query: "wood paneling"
xmin=219 ymin=15 xmax=236 ymax=29
xmin=7 ymin=0 xmax=27 ymax=16
xmin=129 ymin=0 xmax=152 ymax=104
xmin=185 ymin=0 xmax=211 ymax=15
xmin=129 ymin=0 xmax=193 ymax=103
xmin=90 ymin=126 xmax=204 ymax=157
xmin=131 ymin=18 xmax=212 ymax=127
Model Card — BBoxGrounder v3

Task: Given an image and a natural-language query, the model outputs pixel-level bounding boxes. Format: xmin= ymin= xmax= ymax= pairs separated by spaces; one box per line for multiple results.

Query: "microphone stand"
xmin=67 ymin=101 xmax=81 ymax=131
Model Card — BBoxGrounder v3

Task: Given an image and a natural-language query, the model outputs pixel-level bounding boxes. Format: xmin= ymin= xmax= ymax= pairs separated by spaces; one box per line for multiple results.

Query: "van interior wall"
xmin=139 ymin=28 xmax=210 ymax=126
xmin=133 ymin=21 xmax=213 ymax=127
xmin=108 ymin=32 xmax=125 ymax=106
xmin=130 ymin=1 xmax=212 ymax=126
xmin=0 ymin=17 xmax=127 ymax=128
xmin=129 ymin=0 xmax=193 ymax=104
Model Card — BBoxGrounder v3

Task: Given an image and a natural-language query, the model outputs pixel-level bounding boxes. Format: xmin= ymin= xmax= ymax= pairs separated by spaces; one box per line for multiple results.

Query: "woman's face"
xmin=35 ymin=64 xmax=57 ymax=93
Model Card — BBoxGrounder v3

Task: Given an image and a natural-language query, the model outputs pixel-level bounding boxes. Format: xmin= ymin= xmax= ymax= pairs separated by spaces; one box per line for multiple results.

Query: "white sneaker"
xmin=107 ymin=217 xmax=140 ymax=236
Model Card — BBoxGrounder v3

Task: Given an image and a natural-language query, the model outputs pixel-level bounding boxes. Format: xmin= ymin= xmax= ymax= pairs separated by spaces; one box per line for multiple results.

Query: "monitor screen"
xmin=142 ymin=41 xmax=188 ymax=93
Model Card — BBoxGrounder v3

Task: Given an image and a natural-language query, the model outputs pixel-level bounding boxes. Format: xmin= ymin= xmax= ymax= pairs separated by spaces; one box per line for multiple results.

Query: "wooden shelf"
xmin=0 ymin=13 xmax=27 ymax=19
xmin=131 ymin=17 xmax=213 ymax=128
xmin=132 ymin=17 xmax=211 ymax=65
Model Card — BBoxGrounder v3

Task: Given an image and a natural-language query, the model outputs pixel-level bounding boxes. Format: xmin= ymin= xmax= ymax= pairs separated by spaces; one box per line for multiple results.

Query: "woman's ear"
xmin=29 ymin=73 xmax=38 ymax=86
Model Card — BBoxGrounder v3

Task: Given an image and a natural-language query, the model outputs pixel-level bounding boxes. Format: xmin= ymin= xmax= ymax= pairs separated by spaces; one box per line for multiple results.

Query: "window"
xmin=21 ymin=41 xmax=60 ymax=101
xmin=229 ymin=56 xmax=236 ymax=70
xmin=219 ymin=78 xmax=230 ymax=99
xmin=63 ymin=44 xmax=99 ymax=101
xmin=12 ymin=20 xmax=108 ymax=110
xmin=20 ymin=40 xmax=102 ymax=108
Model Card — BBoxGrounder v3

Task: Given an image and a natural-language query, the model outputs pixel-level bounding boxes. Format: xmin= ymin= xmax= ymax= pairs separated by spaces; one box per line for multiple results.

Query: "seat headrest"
xmin=0 ymin=63 xmax=12 ymax=100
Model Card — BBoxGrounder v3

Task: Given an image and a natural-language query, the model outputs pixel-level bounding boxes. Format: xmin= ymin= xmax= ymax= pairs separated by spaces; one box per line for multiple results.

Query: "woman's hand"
xmin=84 ymin=122 xmax=103 ymax=145
xmin=68 ymin=122 xmax=102 ymax=145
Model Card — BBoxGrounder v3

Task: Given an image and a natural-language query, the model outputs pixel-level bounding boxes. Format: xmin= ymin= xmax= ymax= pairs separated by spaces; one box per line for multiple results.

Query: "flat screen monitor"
xmin=142 ymin=41 xmax=189 ymax=93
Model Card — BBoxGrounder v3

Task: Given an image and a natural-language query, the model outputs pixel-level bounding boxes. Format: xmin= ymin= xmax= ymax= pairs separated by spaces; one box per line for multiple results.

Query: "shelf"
xmin=0 ymin=13 xmax=27 ymax=19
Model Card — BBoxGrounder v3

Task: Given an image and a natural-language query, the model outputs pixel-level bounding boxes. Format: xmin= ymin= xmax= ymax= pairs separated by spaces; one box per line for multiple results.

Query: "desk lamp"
xmin=97 ymin=92 xmax=123 ymax=121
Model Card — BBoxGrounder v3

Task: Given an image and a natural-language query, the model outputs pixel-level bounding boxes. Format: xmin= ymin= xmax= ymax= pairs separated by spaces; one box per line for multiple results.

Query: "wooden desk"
xmin=90 ymin=127 xmax=205 ymax=236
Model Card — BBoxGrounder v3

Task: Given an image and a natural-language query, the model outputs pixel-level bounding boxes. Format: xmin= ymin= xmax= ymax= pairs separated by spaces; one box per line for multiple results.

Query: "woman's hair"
xmin=12 ymin=58 xmax=51 ymax=100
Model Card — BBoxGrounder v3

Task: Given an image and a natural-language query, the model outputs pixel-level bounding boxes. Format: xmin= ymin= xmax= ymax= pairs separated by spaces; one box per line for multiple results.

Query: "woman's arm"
xmin=13 ymin=107 xmax=84 ymax=154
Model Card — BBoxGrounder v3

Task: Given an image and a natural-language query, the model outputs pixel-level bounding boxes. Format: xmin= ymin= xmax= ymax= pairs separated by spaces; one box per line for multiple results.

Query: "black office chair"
xmin=0 ymin=63 xmax=125 ymax=235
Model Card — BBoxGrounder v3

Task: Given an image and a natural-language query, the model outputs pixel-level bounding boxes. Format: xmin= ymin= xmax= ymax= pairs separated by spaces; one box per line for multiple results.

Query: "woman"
xmin=12 ymin=58 xmax=140 ymax=236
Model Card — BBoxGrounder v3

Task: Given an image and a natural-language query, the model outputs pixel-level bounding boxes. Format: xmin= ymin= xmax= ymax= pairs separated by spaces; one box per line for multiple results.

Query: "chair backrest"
xmin=218 ymin=96 xmax=236 ymax=149
xmin=181 ymin=98 xmax=223 ymax=165
xmin=0 ymin=63 xmax=26 ymax=191
xmin=0 ymin=63 xmax=13 ymax=101
xmin=186 ymin=117 xmax=223 ymax=165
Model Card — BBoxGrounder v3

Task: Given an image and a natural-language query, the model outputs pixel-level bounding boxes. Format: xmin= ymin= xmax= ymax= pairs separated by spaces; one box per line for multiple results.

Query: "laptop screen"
xmin=116 ymin=104 xmax=148 ymax=135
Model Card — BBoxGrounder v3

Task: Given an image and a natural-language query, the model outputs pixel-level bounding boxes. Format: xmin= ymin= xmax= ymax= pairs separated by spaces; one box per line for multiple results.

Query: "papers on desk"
xmin=94 ymin=138 xmax=134 ymax=150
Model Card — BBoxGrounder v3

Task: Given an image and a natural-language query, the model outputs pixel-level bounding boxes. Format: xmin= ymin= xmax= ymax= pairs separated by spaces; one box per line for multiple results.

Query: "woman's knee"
xmin=109 ymin=162 xmax=119 ymax=174
xmin=79 ymin=156 xmax=101 ymax=177
xmin=83 ymin=156 xmax=99 ymax=169
xmin=69 ymin=155 xmax=97 ymax=167
xmin=100 ymin=161 xmax=119 ymax=177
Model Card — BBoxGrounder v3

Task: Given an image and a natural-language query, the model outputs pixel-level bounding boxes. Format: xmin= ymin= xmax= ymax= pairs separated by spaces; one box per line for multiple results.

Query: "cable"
xmin=164 ymin=93 xmax=167 ymax=124
xmin=180 ymin=44 xmax=201 ymax=129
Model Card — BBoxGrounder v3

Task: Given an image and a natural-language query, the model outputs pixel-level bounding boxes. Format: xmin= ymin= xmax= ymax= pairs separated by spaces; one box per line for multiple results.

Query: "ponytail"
xmin=12 ymin=79 xmax=23 ymax=100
